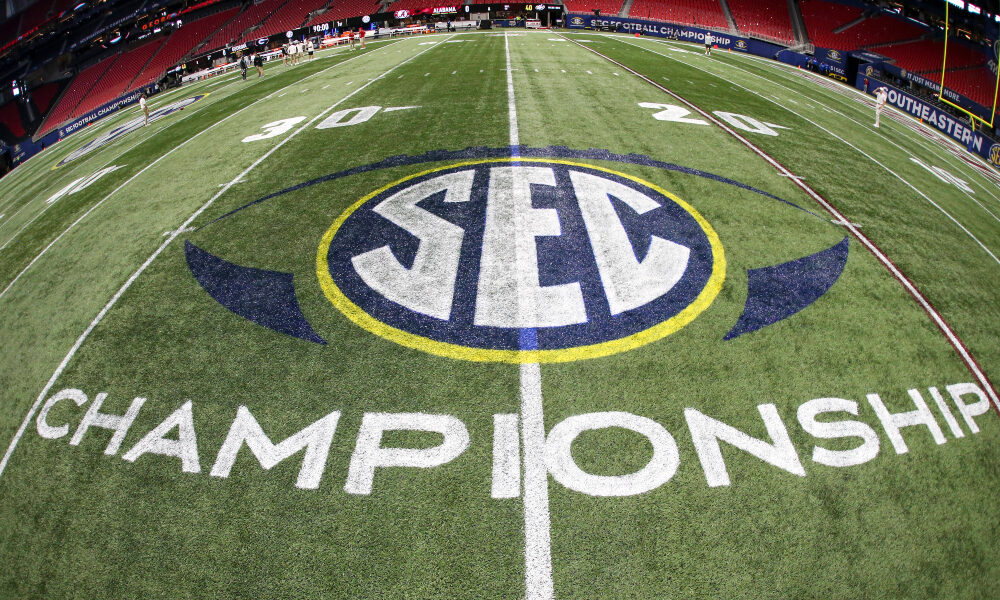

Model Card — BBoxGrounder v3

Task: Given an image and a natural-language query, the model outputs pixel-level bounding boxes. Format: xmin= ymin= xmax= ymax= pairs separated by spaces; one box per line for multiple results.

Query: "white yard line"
xmin=699 ymin=41 xmax=1000 ymax=207
xmin=616 ymin=36 xmax=1000 ymax=267
xmin=653 ymin=35 xmax=1000 ymax=199
xmin=0 ymin=41 xmax=408 ymax=301
xmin=507 ymin=32 xmax=555 ymax=600
xmin=0 ymin=37 xmax=447 ymax=477
xmin=566 ymin=34 xmax=1000 ymax=409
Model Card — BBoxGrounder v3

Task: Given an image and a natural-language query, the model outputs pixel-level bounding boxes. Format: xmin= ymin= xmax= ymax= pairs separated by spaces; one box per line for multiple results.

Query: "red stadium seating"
xmin=628 ymin=0 xmax=727 ymax=29
xmin=29 ymin=82 xmax=60 ymax=116
xmin=69 ymin=39 xmax=163 ymax=119
xmin=131 ymin=8 xmax=240 ymax=89
xmin=305 ymin=0 xmax=382 ymax=26
xmin=727 ymin=0 xmax=794 ymax=44
xmin=563 ymin=0 xmax=624 ymax=17
xmin=241 ymin=0 xmax=330 ymax=43
xmin=874 ymin=39 xmax=987 ymax=74
xmin=200 ymin=0 xmax=288 ymax=52
xmin=942 ymin=67 xmax=999 ymax=111
xmin=37 ymin=55 xmax=117 ymax=135
xmin=800 ymin=1 xmax=925 ymax=50
xmin=0 ymin=101 xmax=25 ymax=139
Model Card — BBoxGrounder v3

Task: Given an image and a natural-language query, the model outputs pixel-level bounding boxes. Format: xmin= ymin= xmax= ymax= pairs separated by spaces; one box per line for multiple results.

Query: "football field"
xmin=0 ymin=30 xmax=998 ymax=598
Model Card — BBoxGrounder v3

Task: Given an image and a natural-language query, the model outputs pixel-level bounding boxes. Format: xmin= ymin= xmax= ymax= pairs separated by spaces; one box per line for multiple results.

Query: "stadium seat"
xmin=628 ymin=0 xmax=727 ymax=29
xmin=874 ymin=39 xmax=987 ymax=74
xmin=800 ymin=1 xmax=926 ymax=50
xmin=131 ymin=8 xmax=241 ymax=90
xmin=0 ymin=100 xmax=26 ymax=140
xmin=71 ymin=40 xmax=164 ymax=119
xmin=562 ymin=0 xmax=625 ymax=17
xmin=727 ymin=0 xmax=794 ymax=44
xmin=28 ymin=82 xmax=60 ymax=118
xmin=36 ymin=54 xmax=117 ymax=135
xmin=200 ymin=0 xmax=289 ymax=53
xmin=240 ymin=0 xmax=330 ymax=43
xmin=305 ymin=0 xmax=384 ymax=26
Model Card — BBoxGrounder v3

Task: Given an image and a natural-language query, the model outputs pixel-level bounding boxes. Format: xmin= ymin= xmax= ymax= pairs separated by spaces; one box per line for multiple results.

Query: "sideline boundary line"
xmin=607 ymin=35 xmax=1000 ymax=266
xmin=0 ymin=40 xmax=407 ymax=302
xmin=563 ymin=34 xmax=1000 ymax=414
xmin=638 ymin=36 xmax=1000 ymax=216
xmin=0 ymin=35 xmax=447 ymax=477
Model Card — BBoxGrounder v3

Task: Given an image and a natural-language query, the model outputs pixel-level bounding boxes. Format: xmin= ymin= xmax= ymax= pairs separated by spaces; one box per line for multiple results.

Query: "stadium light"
xmin=967 ymin=2 xmax=981 ymax=13
xmin=945 ymin=0 xmax=963 ymax=8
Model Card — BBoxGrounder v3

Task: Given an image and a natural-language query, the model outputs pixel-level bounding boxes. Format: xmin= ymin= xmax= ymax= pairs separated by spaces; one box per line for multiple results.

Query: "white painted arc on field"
xmin=565 ymin=34 xmax=1000 ymax=410
xmin=658 ymin=35 xmax=1000 ymax=204
xmin=644 ymin=36 xmax=1000 ymax=221
xmin=0 ymin=38 xmax=408 ymax=303
xmin=0 ymin=35 xmax=450 ymax=478
xmin=615 ymin=36 xmax=1000 ymax=266
xmin=507 ymin=32 xmax=554 ymax=600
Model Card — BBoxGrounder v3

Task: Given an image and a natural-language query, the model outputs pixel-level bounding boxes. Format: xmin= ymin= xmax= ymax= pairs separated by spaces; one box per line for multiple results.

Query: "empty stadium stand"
xmin=562 ymin=0 xmax=625 ymax=17
xmin=77 ymin=39 xmax=163 ymax=114
xmin=305 ymin=0 xmax=383 ymax=26
xmin=242 ymin=0 xmax=330 ymax=42
xmin=131 ymin=8 xmax=240 ymax=89
xmin=36 ymin=54 xmax=117 ymax=135
xmin=29 ymin=82 xmax=61 ymax=118
xmin=200 ymin=0 xmax=287 ymax=52
xmin=942 ymin=67 xmax=999 ymax=110
xmin=628 ymin=0 xmax=727 ymax=29
xmin=727 ymin=0 xmax=794 ymax=43
xmin=0 ymin=100 xmax=25 ymax=140
xmin=800 ymin=1 xmax=926 ymax=50
xmin=873 ymin=38 xmax=987 ymax=73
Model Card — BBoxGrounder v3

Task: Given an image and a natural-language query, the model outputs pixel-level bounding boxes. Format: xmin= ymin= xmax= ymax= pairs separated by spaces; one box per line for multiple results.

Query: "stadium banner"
xmin=856 ymin=75 xmax=998 ymax=167
xmin=57 ymin=84 xmax=157 ymax=139
xmin=814 ymin=47 xmax=847 ymax=77
xmin=878 ymin=62 xmax=987 ymax=119
xmin=566 ymin=15 xmax=783 ymax=58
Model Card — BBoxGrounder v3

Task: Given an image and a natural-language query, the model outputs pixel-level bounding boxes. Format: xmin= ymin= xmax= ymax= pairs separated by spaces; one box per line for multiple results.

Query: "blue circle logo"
xmin=317 ymin=159 xmax=725 ymax=363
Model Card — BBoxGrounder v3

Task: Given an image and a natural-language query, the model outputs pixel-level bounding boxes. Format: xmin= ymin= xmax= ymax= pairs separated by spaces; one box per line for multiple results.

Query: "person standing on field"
xmin=239 ymin=53 xmax=249 ymax=80
xmin=139 ymin=92 xmax=149 ymax=126
xmin=358 ymin=26 xmax=366 ymax=49
xmin=704 ymin=33 xmax=712 ymax=56
xmin=307 ymin=39 xmax=314 ymax=60
xmin=254 ymin=51 xmax=264 ymax=77
xmin=873 ymin=86 xmax=888 ymax=128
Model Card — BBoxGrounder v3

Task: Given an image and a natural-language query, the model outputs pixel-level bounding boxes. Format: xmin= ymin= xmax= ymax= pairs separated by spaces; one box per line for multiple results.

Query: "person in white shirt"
xmin=288 ymin=42 xmax=298 ymax=65
xmin=705 ymin=33 xmax=713 ymax=56
xmin=139 ymin=93 xmax=149 ymax=126
xmin=874 ymin=86 xmax=888 ymax=128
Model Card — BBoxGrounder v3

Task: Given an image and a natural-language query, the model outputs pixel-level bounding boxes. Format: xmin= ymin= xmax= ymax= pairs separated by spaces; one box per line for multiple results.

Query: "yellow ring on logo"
xmin=316 ymin=158 xmax=726 ymax=363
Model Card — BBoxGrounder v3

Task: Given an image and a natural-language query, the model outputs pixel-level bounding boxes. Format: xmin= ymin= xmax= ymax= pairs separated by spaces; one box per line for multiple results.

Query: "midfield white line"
xmin=507 ymin=32 xmax=555 ymax=600
xmin=0 ymin=36 xmax=442 ymax=477
xmin=0 ymin=40 xmax=406 ymax=302
xmin=614 ymin=36 xmax=1000 ymax=267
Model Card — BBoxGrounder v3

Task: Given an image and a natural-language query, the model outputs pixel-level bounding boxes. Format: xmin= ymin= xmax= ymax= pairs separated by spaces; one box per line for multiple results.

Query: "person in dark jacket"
xmin=253 ymin=52 xmax=264 ymax=77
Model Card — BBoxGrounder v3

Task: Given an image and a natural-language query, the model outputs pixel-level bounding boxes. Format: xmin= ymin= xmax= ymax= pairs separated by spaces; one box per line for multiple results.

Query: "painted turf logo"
xmin=186 ymin=147 xmax=849 ymax=363
xmin=317 ymin=159 xmax=724 ymax=362
xmin=55 ymin=94 xmax=208 ymax=168
xmin=989 ymin=143 xmax=1000 ymax=168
